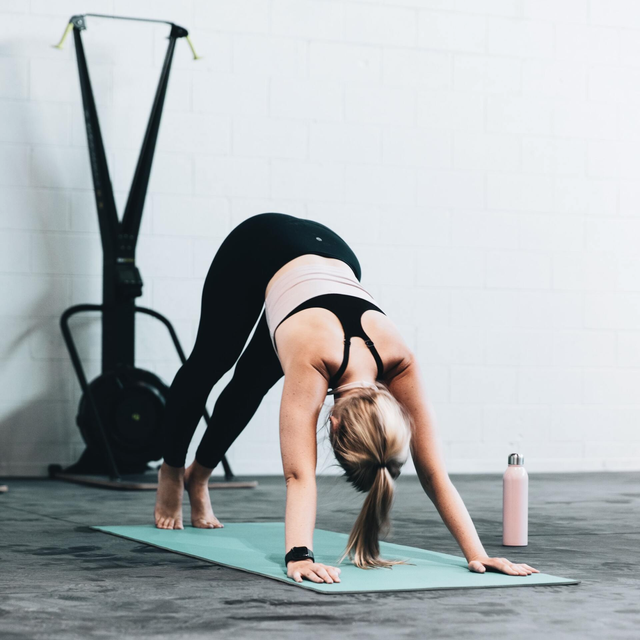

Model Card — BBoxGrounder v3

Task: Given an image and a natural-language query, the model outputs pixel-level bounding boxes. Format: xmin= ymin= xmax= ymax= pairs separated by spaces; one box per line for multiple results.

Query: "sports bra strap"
xmin=329 ymin=339 xmax=351 ymax=389
xmin=364 ymin=338 xmax=385 ymax=379
xmin=328 ymin=335 xmax=384 ymax=390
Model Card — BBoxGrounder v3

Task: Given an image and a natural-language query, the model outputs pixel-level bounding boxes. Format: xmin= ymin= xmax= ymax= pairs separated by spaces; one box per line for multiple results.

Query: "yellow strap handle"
xmin=52 ymin=21 xmax=73 ymax=49
xmin=185 ymin=35 xmax=202 ymax=60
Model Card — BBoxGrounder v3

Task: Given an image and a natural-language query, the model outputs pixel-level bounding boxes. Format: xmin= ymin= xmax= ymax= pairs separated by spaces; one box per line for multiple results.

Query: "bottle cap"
xmin=508 ymin=453 xmax=524 ymax=465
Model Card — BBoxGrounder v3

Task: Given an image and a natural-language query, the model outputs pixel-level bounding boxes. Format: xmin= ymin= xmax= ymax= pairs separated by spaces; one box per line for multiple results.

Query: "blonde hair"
xmin=328 ymin=381 xmax=411 ymax=569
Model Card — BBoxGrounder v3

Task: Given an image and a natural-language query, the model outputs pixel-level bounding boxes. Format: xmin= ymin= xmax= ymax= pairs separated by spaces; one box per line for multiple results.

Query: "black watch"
xmin=285 ymin=546 xmax=315 ymax=565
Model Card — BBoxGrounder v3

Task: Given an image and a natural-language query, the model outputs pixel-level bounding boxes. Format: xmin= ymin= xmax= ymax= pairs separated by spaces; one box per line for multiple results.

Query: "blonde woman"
xmin=155 ymin=212 xmax=539 ymax=584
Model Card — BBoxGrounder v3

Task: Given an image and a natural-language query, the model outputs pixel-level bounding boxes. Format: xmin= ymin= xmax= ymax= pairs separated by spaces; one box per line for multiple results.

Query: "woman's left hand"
xmin=468 ymin=556 xmax=540 ymax=576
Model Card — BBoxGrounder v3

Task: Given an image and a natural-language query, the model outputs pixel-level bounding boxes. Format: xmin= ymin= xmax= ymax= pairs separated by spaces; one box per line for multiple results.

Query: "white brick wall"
xmin=1 ymin=0 xmax=640 ymax=477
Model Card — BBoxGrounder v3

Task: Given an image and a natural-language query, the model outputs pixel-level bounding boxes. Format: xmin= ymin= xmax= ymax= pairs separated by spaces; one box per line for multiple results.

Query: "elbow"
xmin=284 ymin=469 xmax=315 ymax=487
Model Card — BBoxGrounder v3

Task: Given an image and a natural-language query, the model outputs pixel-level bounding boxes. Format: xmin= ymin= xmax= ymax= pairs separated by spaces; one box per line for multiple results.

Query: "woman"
xmin=155 ymin=212 xmax=539 ymax=584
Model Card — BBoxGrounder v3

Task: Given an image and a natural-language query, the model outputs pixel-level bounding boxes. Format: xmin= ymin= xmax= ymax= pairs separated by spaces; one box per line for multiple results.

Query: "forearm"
xmin=420 ymin=472 xmax=487 ymax=562
xmin=284 ymin=475 xmax=317 ymax=553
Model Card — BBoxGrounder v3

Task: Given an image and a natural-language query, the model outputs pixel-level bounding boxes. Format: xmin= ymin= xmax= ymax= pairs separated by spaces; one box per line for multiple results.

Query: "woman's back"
xmin=267 ymin=254 xmax=411 ymax=387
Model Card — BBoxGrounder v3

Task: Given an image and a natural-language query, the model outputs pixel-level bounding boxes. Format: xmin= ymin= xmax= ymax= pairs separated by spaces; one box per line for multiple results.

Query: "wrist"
xmin=285 ymin=546 xmax=315 ymax=565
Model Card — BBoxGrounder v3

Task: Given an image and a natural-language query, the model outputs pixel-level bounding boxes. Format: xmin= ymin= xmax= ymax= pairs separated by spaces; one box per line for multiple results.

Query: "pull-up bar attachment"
xmin=52 ymin=13 xmax=202 ymax=60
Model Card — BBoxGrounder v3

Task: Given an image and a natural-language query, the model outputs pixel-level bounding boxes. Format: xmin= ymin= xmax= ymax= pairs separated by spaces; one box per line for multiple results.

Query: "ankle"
xmin=186 ymin=460 xmax=213 ymax=485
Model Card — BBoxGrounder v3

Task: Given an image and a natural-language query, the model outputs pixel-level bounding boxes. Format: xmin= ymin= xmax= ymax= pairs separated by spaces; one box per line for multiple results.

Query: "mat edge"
xmin=91 ymin=525 xmax=580 ymax=594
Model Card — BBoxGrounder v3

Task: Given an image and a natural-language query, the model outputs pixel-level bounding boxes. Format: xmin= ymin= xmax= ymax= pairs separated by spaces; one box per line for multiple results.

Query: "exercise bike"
xmin=48 ymin=14 xmax=256 ymax=491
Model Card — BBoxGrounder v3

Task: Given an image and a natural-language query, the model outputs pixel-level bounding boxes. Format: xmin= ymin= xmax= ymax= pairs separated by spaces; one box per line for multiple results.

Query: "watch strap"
xmin=285 ymin=546 xmax=315 ymax=565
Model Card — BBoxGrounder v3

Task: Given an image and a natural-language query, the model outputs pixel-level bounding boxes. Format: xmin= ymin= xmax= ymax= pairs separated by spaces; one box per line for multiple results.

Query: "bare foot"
xmin=184 ymin=460 xmax=224 ymax=529
xmin=154 ymin=462 xmax=185 ymax=530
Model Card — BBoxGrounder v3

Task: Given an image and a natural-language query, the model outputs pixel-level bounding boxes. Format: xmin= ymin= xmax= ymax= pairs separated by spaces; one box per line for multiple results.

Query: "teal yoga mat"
xmin=92 ymin=523 xmax=579 ymax=594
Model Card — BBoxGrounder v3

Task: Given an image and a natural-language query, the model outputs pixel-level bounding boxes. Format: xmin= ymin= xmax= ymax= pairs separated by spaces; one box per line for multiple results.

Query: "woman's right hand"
xmin=287 ymin=560 xmax=342 ymax=584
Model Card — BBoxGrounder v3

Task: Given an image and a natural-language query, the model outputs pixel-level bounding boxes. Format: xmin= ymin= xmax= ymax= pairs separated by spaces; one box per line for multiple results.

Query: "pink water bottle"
xmin=502 ymin=453 xmax=528 ymax=546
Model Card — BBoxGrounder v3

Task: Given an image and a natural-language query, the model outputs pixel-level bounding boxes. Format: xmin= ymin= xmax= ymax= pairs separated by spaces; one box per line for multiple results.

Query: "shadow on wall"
xmin=0 ymin=34 xmax=102 ymax=476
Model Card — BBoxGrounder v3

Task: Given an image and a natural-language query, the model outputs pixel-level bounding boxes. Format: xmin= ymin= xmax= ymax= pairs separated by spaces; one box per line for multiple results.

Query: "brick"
xmin=485 ymin=329 xmax=552 ymax=365
xmin=486 ymin=250 xmax=552 ymax=289
xmin=517 ymin=367 xmax=582 ymax=403
xmin=487 ymin=95 xmax=553 ymax=135
xmin=412 ymin=288 xmax=451 ymax=327
xmin=30 ymin=147 xmax=91 ymax=189
xmin=383 ymin=127 xmax=451 ymax=168
xmin=345 ymin=3 xmax=418 ymax=47
xmin=310 ymin=123 xmax=381 ymax=164
xmin=451 ymin=289 xmax=519 ymax=328
xmin=0 ymin=187 xmax=69 ymax=231
xmin=152 ymin=195 xmax=230 ymax=238
xmin=193 ymin=71 xmax=269 ymax=117
xmin=30 ymin=233 xmax=102 ymax=276
xmin=158 ymin=113 xmax=231 ymax=156
xmin=451 ymin=211 xmax=519 ymax=248
xmin=585 ymin=293 xmax=640 ymax=330
xmin=455 ymin=0 xmax=519 ymax=17
xmin=346 ymin=163 xmax=415 ymax=206
xmin=590 ymin=0 xmax=640 ymax=28
xmin=31 ymin=58 xmax=111 ymax=105
xmin=555 ymin=24 xmax=619 ymax=64
xmin=271 ymin=0 xmax=344 ymax=40
xmin=311 ymin=42 xmax=381 ymax=84
xmin=487 ymin=173 xmax=554 ymax=212
xmin=418 ymin=11 xmax=486 ymax=53
xmin=617 ymin=332 xmax=640 ymax=366
xmin=383 ymin=49 xmax=451 ymax=88
xmin=195 ymin=156 xmax=270 ymax=198
xmin=0 ymin=57 xmax=28 ymax=99
xmin=487 ymin=18 xmax=553 ymax=58
xmin=522 ymin=137 xmax=586 ymax=176
xmin=273 ymin=77 xmax=343 ymax=122
xmin=483 ymin=404 xmax=551 ymax=443
xmin=417 ymin=89 xmax=485 ymax=132
xmin=617 ymin=258 xmax=640 ymax=292
xmin=586 ymin=218 xmax=640 ymax=255
xmin=552 ymin=330 xmax=616 ymax=367
xmin=453 ymin=55 xmax=521 ymax=93
xmin=272 ymin=160 xmax=344 ymax=202
xmin=380 ymin=207 xmax=450 ymax=247
xmin=518 ymin=291 xmax=583 ymax=328
xmin=518 ymin=214 xmax=584 ymax=251
xmin=554 ymin=177 xmax=617 ymax=216
xmin=417 ymin=248 xmax=485 ymax=287
xmin=346 ymin=83 xmax=414 ymax=125
xmin=451 ymin=366 xmax=517 ymax=403
xmin=583 ymin=368 xmax=640 ymax=404
xmin=552 ymin=251 xmax=617 ymax=291
xmin=234 ymin=35 xmax=306 ymax=78
xmin=522 ymin=59 xmax=587 ymax=100
xmin=553 ymin=101 xmax=617 ymax=139
xmin=233 ymin=116 xmax=307 ymax=159
xmin=0 ymin=145 xmax=29 ymax=187
xmin=453 ymin=132 xmax=520 ymax=171
xmin=195 ymin=0 xmax=269 ymax=33
xmin=417 ymin=170 xmax=484 ymax=209
xmin=0 ymin=229 xmax=30 ymax=274
xmin=417 ymin=327 xmax=485 ymax=365
xmin=523 ymin=0 xmax=588 ymax=23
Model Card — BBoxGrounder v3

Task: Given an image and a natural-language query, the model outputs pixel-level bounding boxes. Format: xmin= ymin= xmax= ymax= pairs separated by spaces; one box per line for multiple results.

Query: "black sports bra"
xmin=277 ymin=293 xmax=386 ymax=390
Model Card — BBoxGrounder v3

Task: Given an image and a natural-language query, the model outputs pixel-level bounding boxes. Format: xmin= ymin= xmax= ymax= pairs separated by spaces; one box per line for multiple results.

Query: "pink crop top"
xmin=264 ymin=263 xmax=381 ymax=352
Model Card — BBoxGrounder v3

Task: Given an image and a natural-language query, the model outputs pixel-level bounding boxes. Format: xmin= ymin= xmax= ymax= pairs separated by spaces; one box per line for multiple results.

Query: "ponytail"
xmin=329 ymin=383 xmax=411 ymax=569
xmin=341 ymin=467 xmax=404 ymax=569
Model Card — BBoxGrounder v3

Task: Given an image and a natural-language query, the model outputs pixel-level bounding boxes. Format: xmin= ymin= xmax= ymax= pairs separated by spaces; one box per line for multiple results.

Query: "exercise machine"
xmin=48 ymin=14 xmax=256 ymax=490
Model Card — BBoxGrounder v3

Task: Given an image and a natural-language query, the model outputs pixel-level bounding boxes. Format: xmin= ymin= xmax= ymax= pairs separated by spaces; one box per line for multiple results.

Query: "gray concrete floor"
xmin=1 ymin=472 xmax=639 ymax=639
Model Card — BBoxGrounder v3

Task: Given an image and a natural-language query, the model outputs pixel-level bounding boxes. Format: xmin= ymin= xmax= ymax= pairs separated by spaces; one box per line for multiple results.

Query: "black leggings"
xmin=161 ymin=212 xmax=361 ymax=469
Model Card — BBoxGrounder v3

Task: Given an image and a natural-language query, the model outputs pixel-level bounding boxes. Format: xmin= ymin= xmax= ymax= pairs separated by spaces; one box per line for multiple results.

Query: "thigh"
xmin=232 ymin=310 xmax=284 ymax=390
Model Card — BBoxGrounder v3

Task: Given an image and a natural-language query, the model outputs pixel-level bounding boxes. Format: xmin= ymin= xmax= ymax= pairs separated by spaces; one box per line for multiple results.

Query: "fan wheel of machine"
xmin=76 ymin=366 xmax=168 ymax=467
